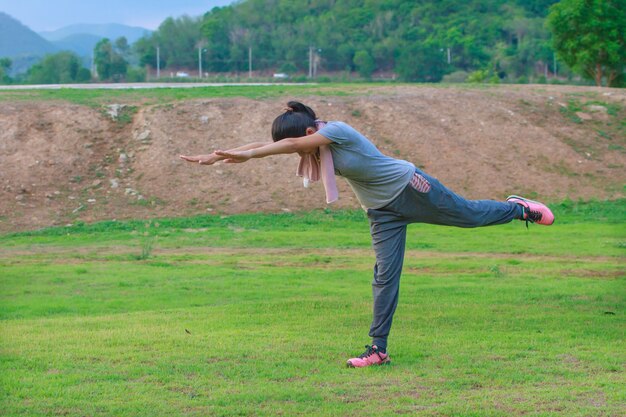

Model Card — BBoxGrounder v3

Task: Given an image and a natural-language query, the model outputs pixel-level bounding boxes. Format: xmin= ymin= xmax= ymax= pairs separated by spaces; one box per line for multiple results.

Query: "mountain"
xmin=38 ymin=23 xmax=151 ymax=64
xmin=0 ymin=12 xmax=57 ymax=74
xmin=40 ymin=23 xmax=151 ymax=44
xmin=48 ymin=33 xmax=103 ymax=58
xmin=0 ymin=12 xmax=56 ymax=57
xmin=0 ymin=16 xmax=152 ymax=76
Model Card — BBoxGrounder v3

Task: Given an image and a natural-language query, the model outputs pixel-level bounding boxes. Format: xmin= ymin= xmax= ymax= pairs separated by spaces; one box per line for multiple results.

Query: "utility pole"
xmin=447 ymin=48 xmax=451 ymax=64
xmin=309 ymin=47 xmax=321 ymax=78
xmin=248 ymin=47 xmax=252 ymax=79
xmin=197 ymin=41 xmax=207 ymax=78
xmin=198 ymin=46 xmax=202 ymax=78
xmin=553 ymin=53 xmax=557 ymax=78
xmin=156 ymin=46 xmax=160 ymax=79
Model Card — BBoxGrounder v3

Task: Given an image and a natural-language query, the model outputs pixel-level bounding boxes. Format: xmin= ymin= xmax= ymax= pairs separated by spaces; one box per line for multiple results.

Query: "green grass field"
xmin=0 ymin=82 xmax=509 ymax=107
xmin=0 ymin=83 xmax=375 ymax=106
xmin=1 ymin=200 xmax=624 ymax=416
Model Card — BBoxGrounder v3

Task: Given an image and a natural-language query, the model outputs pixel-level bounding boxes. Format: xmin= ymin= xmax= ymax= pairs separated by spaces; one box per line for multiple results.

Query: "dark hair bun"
xmin=287 ymin=101 xmax=317 ymax=120
xmin=272 ymin=101 xmax=318 ymax=141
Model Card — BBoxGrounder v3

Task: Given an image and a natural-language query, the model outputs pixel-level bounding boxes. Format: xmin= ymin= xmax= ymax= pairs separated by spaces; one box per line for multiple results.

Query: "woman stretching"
xmin=180 ymin=101 xmax=554 ymax=368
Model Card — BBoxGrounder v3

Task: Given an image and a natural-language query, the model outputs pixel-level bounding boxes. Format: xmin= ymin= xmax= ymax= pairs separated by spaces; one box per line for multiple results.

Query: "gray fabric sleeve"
xmin=317 ymin=122 xmax=350 ymax=145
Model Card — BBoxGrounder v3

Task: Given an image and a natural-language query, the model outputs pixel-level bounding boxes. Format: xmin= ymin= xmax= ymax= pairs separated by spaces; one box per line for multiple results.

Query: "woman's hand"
xmin=214 ymin=149 xmax=253 ymax=163
xmin=179 ymin=153 xmax=223 ymax=165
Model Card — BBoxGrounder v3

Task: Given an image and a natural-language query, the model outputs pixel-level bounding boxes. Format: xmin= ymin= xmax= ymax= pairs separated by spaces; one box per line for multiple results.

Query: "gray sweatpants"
xmin=365 ymin=169 xmax=523 ymax=349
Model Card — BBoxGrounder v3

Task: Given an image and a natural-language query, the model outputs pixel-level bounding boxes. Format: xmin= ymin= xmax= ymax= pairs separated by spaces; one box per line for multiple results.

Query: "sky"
xmin=1 ymin=0 xmax=236 ymax=32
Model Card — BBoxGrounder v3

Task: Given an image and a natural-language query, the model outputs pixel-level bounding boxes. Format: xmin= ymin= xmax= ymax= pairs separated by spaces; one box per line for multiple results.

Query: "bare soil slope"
xmin=1 ymin=85 xmax=624 ymax=232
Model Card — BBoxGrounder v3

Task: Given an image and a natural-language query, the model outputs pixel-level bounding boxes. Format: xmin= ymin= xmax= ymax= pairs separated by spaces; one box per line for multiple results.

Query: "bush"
xmin=467 ymin=69 xmax=490 ymax=83
xmin=353 ymin=50 xmax=375 ymax=79
xmin=441 ymin=70 xmax=469 ymax=83
xmin=279 ymin=62 xmax=297 ymax=74
xmin=76 ymin=68 xmax=92 ymax=83
xmin=25 ymin=51 xmax=89 ymax=84
xmin=126 ymin=67 xmax=146 ymax=82
xmin=516 ymin=75 xmax=529 ymax=84
xmin=467 ymin=69 xmax=500 ymax=84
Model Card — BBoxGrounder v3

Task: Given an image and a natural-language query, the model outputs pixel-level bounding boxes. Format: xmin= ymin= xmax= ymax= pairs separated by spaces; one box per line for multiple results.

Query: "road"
xmin=0 ymin=82 xmax=313 ymax=90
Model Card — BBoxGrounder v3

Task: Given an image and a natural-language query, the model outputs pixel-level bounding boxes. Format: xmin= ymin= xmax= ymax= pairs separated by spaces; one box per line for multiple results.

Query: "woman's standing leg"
xmin=346 ymin=209 xmax=407 ymax=368
xmin=368 ymin=221 xmax=407 ymax=350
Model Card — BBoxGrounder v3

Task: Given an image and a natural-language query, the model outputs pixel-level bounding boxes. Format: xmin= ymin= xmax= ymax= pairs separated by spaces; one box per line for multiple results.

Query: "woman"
xmin=180 ymin=101 xmax=554 ymax=368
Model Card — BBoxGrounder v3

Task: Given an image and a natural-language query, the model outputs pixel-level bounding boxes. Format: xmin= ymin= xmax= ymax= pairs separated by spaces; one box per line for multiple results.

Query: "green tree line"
xmin=1 ymin=0 xmax=623 ymax=86
xmin=178 ymin=0 xmax=561 ymax=82
xmin=133 ymin=0 xmax=625 ymax=86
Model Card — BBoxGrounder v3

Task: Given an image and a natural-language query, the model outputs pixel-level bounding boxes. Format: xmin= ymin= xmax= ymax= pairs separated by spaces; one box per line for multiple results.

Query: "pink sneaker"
xmin=507 ymin=195 xmax=555 ymax=226
xmin=346 ymin=345 xmax=390 ymax=368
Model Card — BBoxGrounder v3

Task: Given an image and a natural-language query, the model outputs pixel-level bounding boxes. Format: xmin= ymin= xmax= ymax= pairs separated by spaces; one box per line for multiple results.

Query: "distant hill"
xmin=48 ymin=33 xmax=103 ymax=58
xmin=40 ymin=23 xmax=151 ymax=44
xmin=38 ymin=23 xmax=151 ymax=65
xmin=0 ymin=16 xmax=152 ymax=75
xmin=0 ymin=12 xmax=57 ymax=75
xmin=0 ymin=12 xmax=56 ymax=56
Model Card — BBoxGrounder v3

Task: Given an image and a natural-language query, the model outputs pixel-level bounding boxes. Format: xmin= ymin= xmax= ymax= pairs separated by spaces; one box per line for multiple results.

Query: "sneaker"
xmin=346 ymin=345 xmax=390 ymax=368
xmin=507 ymin=195 xmax=555 ymax=226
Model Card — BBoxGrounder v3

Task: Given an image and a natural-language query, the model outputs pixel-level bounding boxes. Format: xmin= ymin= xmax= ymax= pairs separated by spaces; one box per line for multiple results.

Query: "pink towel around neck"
xmin=296 ymin=121 xmax=339 ymax=204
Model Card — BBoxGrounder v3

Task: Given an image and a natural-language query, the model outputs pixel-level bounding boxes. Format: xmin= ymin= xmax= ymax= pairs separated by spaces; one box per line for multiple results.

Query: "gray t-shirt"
xmin=318 ymin=121 xmax=415 ymax=209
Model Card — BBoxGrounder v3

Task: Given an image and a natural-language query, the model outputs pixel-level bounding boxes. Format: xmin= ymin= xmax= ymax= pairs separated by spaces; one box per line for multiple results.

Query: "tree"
xmin=0 ymin=57 xmax=11 ymax=84
xmin=94 ymin=39 xmax=113 ymax=79
xmin=353 ymin=50 xmax=375 ymax=79
xmin=547 ymin=0 xmax=626 ymax=87
xmin=111 ymin=37 xmax=130 ymax=80
xmin=25 ymin=52 xmax=90 ymax=84
xmin=114 ymin=37 xmax=130 ymax=60
xmin=134 ymin=15 xmax=203 ymax=73
xmin=126 ymin=0 xmax=577 ymax=81
xmin=94 ymin=37 xmax=129 ymax=81
xmin=396 ymin=40 xmax=449 ymax=82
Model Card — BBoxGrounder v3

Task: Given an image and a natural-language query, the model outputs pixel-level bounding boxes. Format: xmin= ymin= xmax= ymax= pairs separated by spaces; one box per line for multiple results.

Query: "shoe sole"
xmin=346 ymin=358 xmax=391 ymax=368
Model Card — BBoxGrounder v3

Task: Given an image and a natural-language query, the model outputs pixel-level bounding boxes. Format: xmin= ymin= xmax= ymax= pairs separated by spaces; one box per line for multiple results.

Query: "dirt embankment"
xmin=1 ymin=85 xmax=624 ymax=233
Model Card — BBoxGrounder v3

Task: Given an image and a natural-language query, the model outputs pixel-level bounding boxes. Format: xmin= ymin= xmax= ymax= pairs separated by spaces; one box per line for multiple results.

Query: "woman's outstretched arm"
xmin=179 ymin=141 xmax=269 ymax=165
xmin=215 ymin=133 xmax=332 ymax=163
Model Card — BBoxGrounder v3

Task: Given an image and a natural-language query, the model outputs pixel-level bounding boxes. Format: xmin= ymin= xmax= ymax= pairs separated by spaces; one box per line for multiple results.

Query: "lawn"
xmin=1 ymin=200 xmax=624 ymax=416
xmin=0 ymin=83 xmax=378 ymax=107
xmin=0 ymin=82 xmax=508 ymax=107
